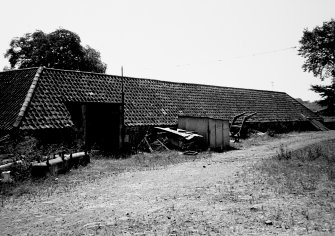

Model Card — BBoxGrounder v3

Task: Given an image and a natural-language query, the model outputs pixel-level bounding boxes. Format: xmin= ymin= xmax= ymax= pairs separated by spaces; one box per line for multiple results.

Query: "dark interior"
xmin=66 ymin=102 xmax=121 ymax=152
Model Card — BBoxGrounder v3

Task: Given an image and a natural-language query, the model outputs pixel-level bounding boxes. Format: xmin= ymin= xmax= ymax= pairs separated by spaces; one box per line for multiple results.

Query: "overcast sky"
xmin=1 ymin=0 xmax=334 ymax=101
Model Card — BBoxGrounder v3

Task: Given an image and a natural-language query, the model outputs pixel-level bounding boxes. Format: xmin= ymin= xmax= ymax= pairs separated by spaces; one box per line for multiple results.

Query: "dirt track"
xmin=1 ymin=131 xmax=335 ymax=235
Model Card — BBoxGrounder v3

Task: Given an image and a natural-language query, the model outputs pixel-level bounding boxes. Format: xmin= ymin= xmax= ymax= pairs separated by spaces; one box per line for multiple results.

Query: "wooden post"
xmin=120 ymin=66 xmax=125 ymax=150
xmin=81 ymin=104 xmax=87 ymax=149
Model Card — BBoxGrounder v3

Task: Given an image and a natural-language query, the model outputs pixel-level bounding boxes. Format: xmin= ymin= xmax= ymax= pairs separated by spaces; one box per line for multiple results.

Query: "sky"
xmin=0 ymin=0 xmax=334 ymax=102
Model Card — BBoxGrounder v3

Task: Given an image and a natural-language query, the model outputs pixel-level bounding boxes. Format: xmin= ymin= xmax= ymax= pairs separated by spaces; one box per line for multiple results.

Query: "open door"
xmin=67 ymin=102 xmax=122 ymax=152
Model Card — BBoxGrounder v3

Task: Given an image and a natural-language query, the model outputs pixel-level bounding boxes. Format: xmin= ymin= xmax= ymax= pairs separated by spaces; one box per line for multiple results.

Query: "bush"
xmin=1 ymin=135 xmax=83 ymax=181
xmin=266 ymin=129 xmax=277 ymax=137
xmin=276 ymin=144 xmax=292 ymax=160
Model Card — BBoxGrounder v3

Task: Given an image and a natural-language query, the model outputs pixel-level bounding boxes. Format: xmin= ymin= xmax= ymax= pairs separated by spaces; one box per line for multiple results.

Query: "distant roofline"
xmin=2 ymin=66 xmax=287 ymax=95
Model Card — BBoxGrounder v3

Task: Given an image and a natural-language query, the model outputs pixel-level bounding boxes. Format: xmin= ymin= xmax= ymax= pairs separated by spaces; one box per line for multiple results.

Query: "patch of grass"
xmin=257 ymin=140 xmax=335 ymax=232
xmin=0 ymin=151 xmax=212 ymax=202
xmin=94 ymin=150 xmax=212 ymax=173
xmin=210 ymin=139 xmax=335 ymax=235
xmin=276 ymin=144 xmax=292 ymax=160
xmin=261 ymin=140 xmax=335 ymax=194
xmin=232 ymin=132 xmax=284 ymax=149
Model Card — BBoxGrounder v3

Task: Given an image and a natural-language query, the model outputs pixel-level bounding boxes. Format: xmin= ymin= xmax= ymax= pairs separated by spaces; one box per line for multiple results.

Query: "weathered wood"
xmin=230 ymin=112 xmax=257 ymax=142
xmin=31 ymin=152 xmax=88 ymax=176
xmin=309 ymin=119 xmax=329 ymax=131
xmin=156 ymin=139 xmax=169 ymax=150
xmin=81 ymin=104 xmax=87 ymax=148
xmin=0 ymin=160 xmax=23 ymax=171
xmin=229 ymin=112 xmax=246 ymax=128
xmin=144 ymin=137 xmax=153 ymax=153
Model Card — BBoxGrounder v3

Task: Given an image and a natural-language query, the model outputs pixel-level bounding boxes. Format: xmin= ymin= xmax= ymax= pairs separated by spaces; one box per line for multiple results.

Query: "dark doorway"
xmin=66 ymin=102 xmax=121 ymax=152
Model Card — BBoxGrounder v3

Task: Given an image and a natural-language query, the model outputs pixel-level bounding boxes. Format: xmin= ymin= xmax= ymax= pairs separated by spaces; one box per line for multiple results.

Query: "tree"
xmin=4 ymin=29 xmax=107 ymax=73
xmin=82 ymin=46 xmax=107 ymax=73
xmin=298 ymin=19 xmax=335 ymax=115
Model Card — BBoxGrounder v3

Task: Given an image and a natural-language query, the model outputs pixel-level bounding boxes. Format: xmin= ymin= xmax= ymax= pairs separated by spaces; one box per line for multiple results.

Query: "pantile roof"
xmin=0 ymin=67 xmax=318 ymax=131
xmin=0 ymin=68 xmax=39 ymax=130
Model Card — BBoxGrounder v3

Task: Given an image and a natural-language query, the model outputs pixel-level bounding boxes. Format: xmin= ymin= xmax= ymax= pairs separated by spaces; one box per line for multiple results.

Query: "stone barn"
xmin=0 ymin=67 xmax=322 ymax=151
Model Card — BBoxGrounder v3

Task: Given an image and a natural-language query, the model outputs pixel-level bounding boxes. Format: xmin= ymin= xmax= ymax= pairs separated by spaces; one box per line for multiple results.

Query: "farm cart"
xmin=230 ymin=112 xmax=257 ymax=142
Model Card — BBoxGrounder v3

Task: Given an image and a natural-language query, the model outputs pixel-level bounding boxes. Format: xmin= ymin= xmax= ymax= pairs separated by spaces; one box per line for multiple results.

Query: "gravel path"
xmin=1 ymin=131 xmax=334 ymax=235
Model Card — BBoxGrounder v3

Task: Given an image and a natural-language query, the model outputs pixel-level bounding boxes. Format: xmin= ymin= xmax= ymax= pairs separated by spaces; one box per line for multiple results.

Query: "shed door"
xmin=85 ymin=103 xmax=121 ymax=152
xmin=66 ymin=102 xmax=121 ymax=152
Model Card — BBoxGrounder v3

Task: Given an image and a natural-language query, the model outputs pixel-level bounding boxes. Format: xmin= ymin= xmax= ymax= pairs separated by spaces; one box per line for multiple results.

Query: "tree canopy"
xmin=4 ymin=29 xmax=107 ymax=73
xmin=298 ymin=19 xmax=335 ymax=114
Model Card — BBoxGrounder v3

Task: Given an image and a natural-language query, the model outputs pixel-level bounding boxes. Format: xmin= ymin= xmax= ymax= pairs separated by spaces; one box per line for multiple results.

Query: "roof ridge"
xmin=0 ymin=67 xmax=40 ymax=74
xmin=121 ymin=76 xmax=287 ymax=95
xmin=13 ymin=66 xmax=44 ymax=128
xmin=42 ymin=67 xmax=107 ymax=76
xmin=43 ymin=67 xmax=286 ymax=95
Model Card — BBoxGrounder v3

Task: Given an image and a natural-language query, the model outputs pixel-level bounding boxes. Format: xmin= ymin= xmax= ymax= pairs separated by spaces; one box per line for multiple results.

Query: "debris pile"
xmin=137 ymin=127 xmax=205 ymax=153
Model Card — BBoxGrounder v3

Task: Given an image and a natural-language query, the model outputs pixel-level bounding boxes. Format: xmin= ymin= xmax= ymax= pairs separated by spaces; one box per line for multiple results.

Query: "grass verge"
xmin=0 ymin=151 xmax=212 ymax=203
xmin=211 ymin=139 xmax=335 ymax=235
